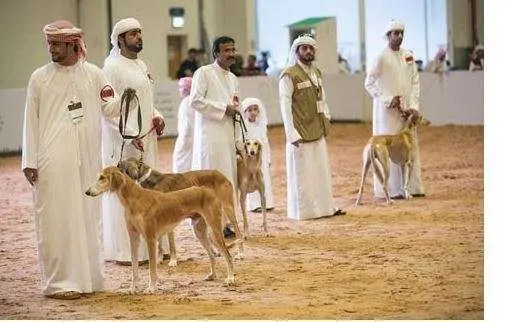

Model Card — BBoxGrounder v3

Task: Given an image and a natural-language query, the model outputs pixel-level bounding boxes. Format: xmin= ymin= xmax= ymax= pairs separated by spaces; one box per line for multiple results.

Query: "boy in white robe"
xmin=172 ymin=77 xmax=195 ymax=173
xmin=22 ymin=20 xmax=130 ymax=300
xmin=241 ymin=97 xmax=274 ymax=212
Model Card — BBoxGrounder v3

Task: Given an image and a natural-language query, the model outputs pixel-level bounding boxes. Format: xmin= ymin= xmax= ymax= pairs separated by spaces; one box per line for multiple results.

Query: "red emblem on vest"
xmin=100 ymin=85 xmax=114 ymax=102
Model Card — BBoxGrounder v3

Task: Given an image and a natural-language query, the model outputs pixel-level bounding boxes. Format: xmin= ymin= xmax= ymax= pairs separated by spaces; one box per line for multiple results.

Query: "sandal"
xmin=45 ymin=291 xmax=82 ymax=300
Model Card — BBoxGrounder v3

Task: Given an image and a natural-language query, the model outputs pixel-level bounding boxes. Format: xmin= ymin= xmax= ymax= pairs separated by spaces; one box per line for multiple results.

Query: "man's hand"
xmin=388 ymin=96 xmax=401 ymax=110
xmin=225 ymin=104 xmax=239 ymax=117
xmin=152 ymin=116 xmax=165 ymax=136
xmin=292 ymin=139 xmax=304 ymax=147
xmin=23 ymin=168 xmax=38 ymax=186
xmin=131 ymin=138 xmax=144 ymax=152
xmin=122 ymin=87 xmax=137 ymax=101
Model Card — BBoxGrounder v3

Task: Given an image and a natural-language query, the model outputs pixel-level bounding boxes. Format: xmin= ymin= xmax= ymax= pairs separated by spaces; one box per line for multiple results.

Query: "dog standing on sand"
xmin=236 ymin=139 xmax=269 ymax=237
xmin=117 ymin=157 xmax=244 ymax=265
xmin=355 ymin=109 xmax=430 ymax=205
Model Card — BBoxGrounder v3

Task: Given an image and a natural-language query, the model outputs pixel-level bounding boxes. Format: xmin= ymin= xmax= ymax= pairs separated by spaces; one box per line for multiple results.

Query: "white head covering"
xmin=242 ymin=97 xmax=268 ymax=126
xmin=105 ymin=18 xmax=141 ymax=64
xmin=384 ymin=19 xmax=405 ymax=37
xmin=287 ymin=34 xmax=317 ymax=66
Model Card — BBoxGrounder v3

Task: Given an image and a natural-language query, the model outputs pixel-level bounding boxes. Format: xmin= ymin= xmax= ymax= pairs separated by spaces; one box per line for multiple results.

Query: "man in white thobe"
xmin=190 ymin=36 xmax=241 ymax=236
xmin=22 ymin=20 xmax=130 ymax=300
xmin=278 ymin=35 xmax=344 ymax=220
xmin=172 ymin=76 xmax=195 ymax=173
xmin=101 ymin=18 xmax=167 ymax=264
xmin=364 ymin=20 xmax=425 ymax=199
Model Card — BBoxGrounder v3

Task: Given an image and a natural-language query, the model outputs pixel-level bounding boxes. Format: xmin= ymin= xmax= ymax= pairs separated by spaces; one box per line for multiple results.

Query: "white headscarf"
xmin=105 ymin=18 xmax=141 ymax=64
xmin=242 ymin=97 xmax=268 ymax=126
xmin=384 ymin=19 xmax=405 ymax=37
xmin=287 ymin=34 xmax=317 ymax=66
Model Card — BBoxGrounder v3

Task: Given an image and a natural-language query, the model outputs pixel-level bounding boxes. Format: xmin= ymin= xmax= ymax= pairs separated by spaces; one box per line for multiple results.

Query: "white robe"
xmin=279 ymin=64 xmax=337 ymax=220
xmin=364 ymin=47 xmax=425 ymax=197
xmin=245 ymin=120 xmax=274 ymax=211
xmin=190 ymin=62 xmax=240 ymax=199
xmin=101 ymin=55 xmax=167 ymax=262
xmin=172 ymin=95 xmax=195 ymax=173
xmin=21 ymin=61 xmax=121 ymax=296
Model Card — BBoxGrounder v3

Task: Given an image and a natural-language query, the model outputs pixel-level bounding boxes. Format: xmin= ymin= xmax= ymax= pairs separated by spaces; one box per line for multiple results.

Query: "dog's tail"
xmin=370 ymin=144 xmax=386 ymax=184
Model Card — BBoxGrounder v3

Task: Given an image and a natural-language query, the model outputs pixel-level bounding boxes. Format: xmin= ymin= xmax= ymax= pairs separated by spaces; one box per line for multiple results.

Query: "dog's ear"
xmin=108 ymin=167 xmax=125 ymax=190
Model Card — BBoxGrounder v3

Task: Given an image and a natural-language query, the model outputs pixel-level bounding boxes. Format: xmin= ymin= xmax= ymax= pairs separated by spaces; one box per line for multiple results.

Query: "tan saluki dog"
xmin=355 ymin=110 xmax=430 ymax=205
xmin=117 ymin=157 xmax=244 ymax=265
xmin=85 ymin=166 xmax=238 ymax=293
xmin=236 ymin=139 xmax=269 ymax=237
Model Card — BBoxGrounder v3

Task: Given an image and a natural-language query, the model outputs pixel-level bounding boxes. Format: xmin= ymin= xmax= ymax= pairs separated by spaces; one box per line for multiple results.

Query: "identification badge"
xmin=67 ymin=98 xmax=83 ymax=123
xmin=296 ymin=81 xmax=312 ymax=90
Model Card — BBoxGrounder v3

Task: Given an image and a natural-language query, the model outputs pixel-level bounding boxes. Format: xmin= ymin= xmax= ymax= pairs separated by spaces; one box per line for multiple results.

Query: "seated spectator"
xmin=230 ymin=54 xmax=244 ymax=76
xmin=242 ymin=54 xmax=265 ymax=76
xmin=426 ymin=48 xmax=449 ymax=74
xmin=469 ymin=45 xmax=484 ymax=71
xmin=176 ymin=48 xmax=199 ymax=78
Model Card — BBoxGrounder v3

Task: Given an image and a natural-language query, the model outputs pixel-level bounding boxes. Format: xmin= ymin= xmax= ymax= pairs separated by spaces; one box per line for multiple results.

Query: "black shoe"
xmin=163 ymin=253 xmax=171 ymax=260
xmin=411 ymin=193 xmax=426 ymax=198
xmin=223 ymin=226 xmax=236 ymax=238
xmin=333 ymin=209 xmax=347 ymax=216
xmin=391 ymin=195 xmax=405 ymax=200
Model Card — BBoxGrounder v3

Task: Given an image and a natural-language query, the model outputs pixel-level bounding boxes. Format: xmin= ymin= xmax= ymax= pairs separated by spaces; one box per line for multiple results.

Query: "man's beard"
xmin=51 ymin=54 xmax=65 ymax=62
xmin=127 ymin=43 xmax=143 ymax=53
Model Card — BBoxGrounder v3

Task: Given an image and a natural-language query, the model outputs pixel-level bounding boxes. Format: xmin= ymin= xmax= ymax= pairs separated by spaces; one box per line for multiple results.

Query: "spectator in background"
xmin=243 ymin=54 xmax=265 ymax=76
xmin=230 ymin=53 xmax=244 ymax=76
xmin=177 ymin=48 xmax=199 ymax=78
xmin=172 ymin=77 xmax=195 ymax=173
xmin=426 ymin=48 xmax=449 ymax=74
xmin=338 ymin=54 xmax=352 ymax=74
xmin=469 ymin=45 xmax=484 ymax=71
xmin=258 ymin=51 xmax=270 ymax=73
xmin=415 ymin=59 xmax=424 ymax=72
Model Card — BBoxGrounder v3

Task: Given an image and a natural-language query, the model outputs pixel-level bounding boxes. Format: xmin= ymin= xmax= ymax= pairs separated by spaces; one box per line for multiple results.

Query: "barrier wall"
xmin=0 ymin=71 xmax=483 ymax=153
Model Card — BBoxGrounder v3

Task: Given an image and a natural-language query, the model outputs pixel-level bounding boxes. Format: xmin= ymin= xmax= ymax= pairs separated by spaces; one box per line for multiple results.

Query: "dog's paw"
xmin=225 ymin=275 xmax=235 ymax=285
xmin=234 ymin=252 xmax=244 ymax=260
xmin=204 ymin=273 xmax=216 ymax=281
xmin=168 ymin=259 xmax=178 ymax=267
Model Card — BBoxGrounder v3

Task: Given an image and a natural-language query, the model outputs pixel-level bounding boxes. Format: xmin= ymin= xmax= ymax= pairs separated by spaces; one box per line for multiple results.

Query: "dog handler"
xmin=278 ymin=34 xmax=345 ymax=220
xmin=101 ymin=17 xmax=168 ymax=265
xmin=21 ymin=20 xmax=129 ymax=300
xmin=190 ymin=36 xmax=241 ymax=237
xmin=364 ymin=20 xmax=425 ymax=199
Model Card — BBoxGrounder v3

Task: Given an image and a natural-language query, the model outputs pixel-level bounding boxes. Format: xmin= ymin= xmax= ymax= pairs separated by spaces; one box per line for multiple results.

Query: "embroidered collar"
xmin=137 ymin=168 xmax=152 ymax=184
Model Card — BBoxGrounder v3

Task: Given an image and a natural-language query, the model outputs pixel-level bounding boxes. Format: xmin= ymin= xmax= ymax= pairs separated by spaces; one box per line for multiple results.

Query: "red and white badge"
xmin=405 ymin=55 xmax=414 ymax=63
xmin=100 ymin=85 xmax=114 ymax=102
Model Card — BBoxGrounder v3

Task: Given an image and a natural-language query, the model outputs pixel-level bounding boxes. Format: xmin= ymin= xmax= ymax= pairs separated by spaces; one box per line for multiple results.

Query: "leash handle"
xmin=118 ymin=89 xmax=142 ymax=163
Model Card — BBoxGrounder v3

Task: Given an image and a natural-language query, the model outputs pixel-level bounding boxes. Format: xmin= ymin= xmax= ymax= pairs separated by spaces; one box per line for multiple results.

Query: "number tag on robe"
xmin=67 ymin=98 xmax=84 ymax=123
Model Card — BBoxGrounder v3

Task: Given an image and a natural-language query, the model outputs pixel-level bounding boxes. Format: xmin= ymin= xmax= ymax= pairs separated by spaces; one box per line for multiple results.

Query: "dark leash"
xmin=233 ymin=111 xmax=248 ymax=152
xmin=117 ymin=89 xmax=143 ymax=165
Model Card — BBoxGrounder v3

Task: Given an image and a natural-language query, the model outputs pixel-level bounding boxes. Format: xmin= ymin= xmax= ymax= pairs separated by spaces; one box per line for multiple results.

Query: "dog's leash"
xmin=117 ymin=89 xmax=143 ymax=164
xmin=233 ymin=111 xmax=248 ymax=149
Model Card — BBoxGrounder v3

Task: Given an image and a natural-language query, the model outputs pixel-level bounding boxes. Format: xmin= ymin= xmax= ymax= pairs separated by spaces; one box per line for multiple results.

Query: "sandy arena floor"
xmin=0 ymin=122 xmax=483 ymax=319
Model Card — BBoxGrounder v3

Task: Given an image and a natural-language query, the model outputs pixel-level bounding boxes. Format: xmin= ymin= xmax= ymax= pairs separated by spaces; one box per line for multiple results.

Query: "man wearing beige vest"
xmin=278 ymin=34 xmax=345 ymax=220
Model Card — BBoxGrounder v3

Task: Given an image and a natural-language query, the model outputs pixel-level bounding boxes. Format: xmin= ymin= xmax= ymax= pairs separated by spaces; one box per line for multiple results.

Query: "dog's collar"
xmin=136 ymin=168 xmax=152 ymax=184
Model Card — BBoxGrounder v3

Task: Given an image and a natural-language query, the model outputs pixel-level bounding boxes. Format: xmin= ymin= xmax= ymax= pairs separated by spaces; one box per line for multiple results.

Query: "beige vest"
xmin=281 ymin=64 xmax=330 ymax=142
